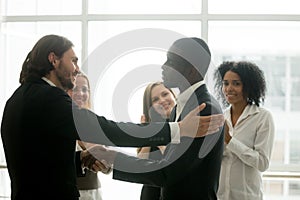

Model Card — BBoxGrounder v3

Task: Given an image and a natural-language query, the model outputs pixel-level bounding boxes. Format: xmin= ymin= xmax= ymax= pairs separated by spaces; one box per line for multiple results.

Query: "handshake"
xmin=80 ymin=145 xmax=118 ymax=173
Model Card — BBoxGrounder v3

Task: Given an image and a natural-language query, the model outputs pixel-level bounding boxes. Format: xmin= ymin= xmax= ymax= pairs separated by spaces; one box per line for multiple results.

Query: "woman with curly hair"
xmin=214 ymin=61 xmax=275 ymax=200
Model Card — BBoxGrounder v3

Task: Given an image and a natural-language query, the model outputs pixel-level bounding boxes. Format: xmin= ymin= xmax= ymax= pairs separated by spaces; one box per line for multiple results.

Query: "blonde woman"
xmin=137 ymin=82 xmax=176 ymax=200
xmin=68 ymin=73 xmax=111 ymax=200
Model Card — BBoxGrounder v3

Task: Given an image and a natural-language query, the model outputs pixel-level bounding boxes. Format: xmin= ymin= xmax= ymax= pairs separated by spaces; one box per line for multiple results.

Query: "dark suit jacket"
xmin=113 ymin=84 xmax=224 ymax=200
xmin=0 ymin=77 xmax=172 ymax=200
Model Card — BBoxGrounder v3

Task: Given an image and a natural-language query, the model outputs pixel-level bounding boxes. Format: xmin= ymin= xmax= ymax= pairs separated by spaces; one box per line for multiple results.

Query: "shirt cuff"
xmin=169 ymin=122 xmax=180 ymax=144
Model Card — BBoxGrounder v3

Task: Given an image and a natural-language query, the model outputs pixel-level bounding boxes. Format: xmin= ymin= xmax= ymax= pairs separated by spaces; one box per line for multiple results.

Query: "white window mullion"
xmin=201 ymin=0 xmax=208 ymax=41
xmin=81 ymin=0 xmax=88 ymax=71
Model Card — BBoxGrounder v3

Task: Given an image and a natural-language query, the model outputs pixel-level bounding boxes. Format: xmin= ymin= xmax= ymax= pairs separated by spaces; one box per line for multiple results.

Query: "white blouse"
xmin=217 ymin=104 xmax=275 ymax=200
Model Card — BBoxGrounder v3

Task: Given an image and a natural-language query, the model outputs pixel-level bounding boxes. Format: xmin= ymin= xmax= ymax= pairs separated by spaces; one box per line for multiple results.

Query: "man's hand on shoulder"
xmin=178 ymin=103 xmax=224 ymax=138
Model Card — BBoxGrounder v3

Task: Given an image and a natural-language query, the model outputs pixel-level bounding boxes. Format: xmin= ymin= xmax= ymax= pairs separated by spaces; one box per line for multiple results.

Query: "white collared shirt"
xmin=218 ymin=104 xmax=275 ymax=200
xmin=175 ymin=80 xmax=205 ymax=122
xmin=42 ymin=77 xmax=56 ymax=87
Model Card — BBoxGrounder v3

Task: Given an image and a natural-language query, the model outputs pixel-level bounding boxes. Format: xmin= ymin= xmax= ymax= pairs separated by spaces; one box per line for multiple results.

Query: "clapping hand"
xmin=224 ymin=123 xmax=232 ymax=144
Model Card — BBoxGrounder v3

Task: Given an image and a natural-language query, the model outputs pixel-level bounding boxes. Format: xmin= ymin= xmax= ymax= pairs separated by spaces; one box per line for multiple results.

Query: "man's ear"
xmin=190 ymin=66 xmax=202 ymax=79
xmin=187 ymin=66 xmax=196 ymax=76
xmin=48 ymin=52 xmax=58 ymax=68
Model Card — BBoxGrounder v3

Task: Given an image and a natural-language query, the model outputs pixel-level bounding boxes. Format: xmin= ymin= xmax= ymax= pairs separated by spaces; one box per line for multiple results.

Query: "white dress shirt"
xmin=217 ymin=104 xmax=275 ymax=200
xmin=175 ymin=81 xmax=205 ymax=122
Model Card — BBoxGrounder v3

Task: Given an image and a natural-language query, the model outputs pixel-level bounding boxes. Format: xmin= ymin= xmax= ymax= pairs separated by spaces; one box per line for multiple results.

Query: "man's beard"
xmin=56 ymin=64 xmax=74 ymax=90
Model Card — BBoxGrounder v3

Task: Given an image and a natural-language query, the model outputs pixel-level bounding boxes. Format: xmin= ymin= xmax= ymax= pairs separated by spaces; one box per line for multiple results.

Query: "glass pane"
xmin=4 ymin=0 xmax=81 ymax=15
xmin=263 ymin=179 xmax=284 ymax=198
xmin=291 ymin=57 xmax=300 ymax=110
xmin=291 ymin=98 xmax=300 ymax=111
xmin=290 ymin=181 xmax=300 ymax=195
xmin=291 ymin=57 xmax=300 ymax=77
xmin=258 ymin=57 xmax=286 ymax=97
xmin=263 ymin=179 xmax=300 ymax=199
xmin=88 ymin=21 xmax=201 ymax=54
xmin=89 ymin=0 xmax=201 ymax=14
xmin=1 ymin=21 xmax=81 ymax=115
xmin=291 ymin=82 xmax=300 ymax=96
xmin=209 ymin=21 xmax=300 ymax=55
xmin=269 ymin=130 xmax=285 ymax=165
xmin=266 ymin=97 xmax=285 ymax=111
xmin=0 ymin=168 xmax=10 ymax=198
xmin=209 ymin=0 xmax=300 ymax=14
xmin=209 ymin=21 xmax=300 ymax=169
xmin=290 ymin=131 xmax=300 ymax=164
xmin=0 ymin=0 xmax=4 ymax=16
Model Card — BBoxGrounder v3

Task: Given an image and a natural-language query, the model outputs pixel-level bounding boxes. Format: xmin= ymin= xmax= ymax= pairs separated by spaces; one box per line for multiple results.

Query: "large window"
xmin=1 ymin=0 xmax=300 ymax=199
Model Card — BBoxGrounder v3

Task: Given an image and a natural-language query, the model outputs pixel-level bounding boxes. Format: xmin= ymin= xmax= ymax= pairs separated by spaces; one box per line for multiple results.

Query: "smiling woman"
xmin=67 ymin=73 xmax=111 ymax=200
xmin=70 ymin=74 xmax=91 ymax=109
xmin=214 ymin=61 xmax=275 ymax=200
xmin=137 ymin=81 xmax=176 ymax=200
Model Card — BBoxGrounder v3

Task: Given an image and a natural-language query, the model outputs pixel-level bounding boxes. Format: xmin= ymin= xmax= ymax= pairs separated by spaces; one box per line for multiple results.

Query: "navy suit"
xmin=113 ymin=84 xmax=224 ymax=200
xmin=1 ymin=77 xmax=172 ymax=200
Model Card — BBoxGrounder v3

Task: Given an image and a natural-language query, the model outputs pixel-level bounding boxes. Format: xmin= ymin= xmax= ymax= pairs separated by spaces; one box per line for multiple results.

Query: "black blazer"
xmin=0 ymin=77 xmax=172 ymax=200
xmin=113 ymin=84 xmax=224 ymax=200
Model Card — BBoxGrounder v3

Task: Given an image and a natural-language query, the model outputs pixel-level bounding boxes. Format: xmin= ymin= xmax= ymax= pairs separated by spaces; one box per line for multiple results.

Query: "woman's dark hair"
xmin=19 ymin=34 xmax=74 ymax=84
xmin=214 ymin=61 xmax=266 ymax=107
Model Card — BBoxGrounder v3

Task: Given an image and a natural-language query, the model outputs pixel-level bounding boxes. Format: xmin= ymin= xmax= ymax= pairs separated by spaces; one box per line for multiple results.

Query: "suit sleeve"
xmin=47 ymin=87 xmax=171 ymax=147
xmin=112 ymin=137 xmax=207 ymax=187
xmin=75 ymin=151 xmax=85 ymax=177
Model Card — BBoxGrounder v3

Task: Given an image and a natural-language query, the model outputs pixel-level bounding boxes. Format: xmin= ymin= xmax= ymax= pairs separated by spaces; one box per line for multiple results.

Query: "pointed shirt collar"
xmin=225 ymin=104 xmax=260 ymax=126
